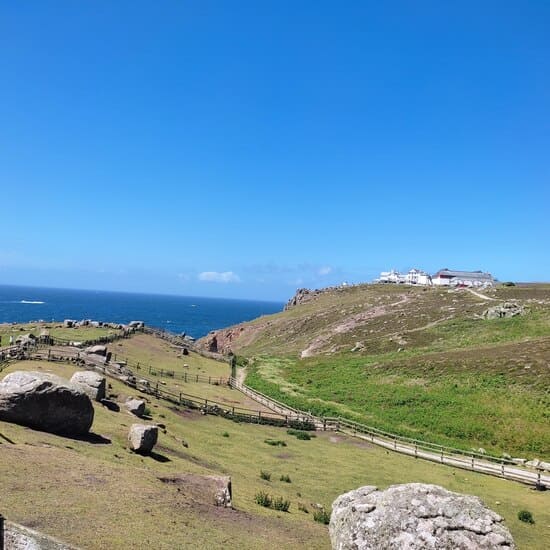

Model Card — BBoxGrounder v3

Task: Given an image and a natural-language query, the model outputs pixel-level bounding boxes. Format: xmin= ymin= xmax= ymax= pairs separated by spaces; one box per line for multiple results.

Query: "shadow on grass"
xmin=71 ymin=432 xmax=112 ymax=445
xmin=0 ymin=432 xmax=15 ymax=444
xmin=149 ymin=451 xmax=171 ymax=463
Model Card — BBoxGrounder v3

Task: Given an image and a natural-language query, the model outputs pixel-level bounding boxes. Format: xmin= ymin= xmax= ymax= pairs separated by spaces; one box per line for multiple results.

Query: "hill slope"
xmin=197 ymin=284 xmax=550 ymax=458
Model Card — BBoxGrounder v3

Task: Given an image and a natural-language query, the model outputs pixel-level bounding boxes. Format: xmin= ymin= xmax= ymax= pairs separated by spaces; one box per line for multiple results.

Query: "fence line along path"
xmin=228 ymin=377 xmax=550 ymax=489
xmin=2 ymin=335 xmax=548 ymax=489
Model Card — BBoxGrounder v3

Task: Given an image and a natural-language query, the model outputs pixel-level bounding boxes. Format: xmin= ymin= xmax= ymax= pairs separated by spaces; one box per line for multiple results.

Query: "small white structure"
xmin=377 ymin=268 xmax=431 ymax=286
xmin=378 ymin=270 xmax=405 ymax=284
xmin=405 ymin=269 xmax=432 ymax=286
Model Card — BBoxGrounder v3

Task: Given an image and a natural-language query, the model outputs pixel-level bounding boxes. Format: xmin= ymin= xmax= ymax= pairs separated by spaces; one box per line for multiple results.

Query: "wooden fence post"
xmin=0 ymin=512 xmax=5 ymax=550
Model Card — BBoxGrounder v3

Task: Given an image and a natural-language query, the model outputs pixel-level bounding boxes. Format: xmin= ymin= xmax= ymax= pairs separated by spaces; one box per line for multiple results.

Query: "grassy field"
xmin=197 ymin=284 xmax=550 ymax=459
xmin=1 ymin=352 xmax=549 ymax=548
xmin=0 ymin=322 xmax=119 ymax=345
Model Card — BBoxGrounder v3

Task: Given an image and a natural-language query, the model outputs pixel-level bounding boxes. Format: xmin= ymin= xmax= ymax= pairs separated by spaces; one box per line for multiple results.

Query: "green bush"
xmin=221 ymin=431 xmax=230 ymax=437
xmin=313 ymin=509 xmax=331 ymax=524
xmin=280 ymin=474 xmax=292 ymax=483
xmin=287 ymin=428 xmax=316 ymax=440
xmin=264 ymin=439 xmax=287 ymax=447
xmin=143 ymin=406 xmax=152 ymax=417
xmin=260 ymin=470 xmax=271 ymax=481
xmin=255 ymin=491 xmax=272 ymax=507
xmin=517 ymin=510 xmax=534 ymax=524
xmin=272 ymin=496 xmax=291 ymax=512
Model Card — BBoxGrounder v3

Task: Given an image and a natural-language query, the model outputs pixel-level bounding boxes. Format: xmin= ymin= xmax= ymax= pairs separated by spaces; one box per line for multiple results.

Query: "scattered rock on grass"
xmin=128 ymin=424 xmax=158 ymax=453
xmin=70 ymin=371 xmax=106 ymax=401
xmin=125 ymin=398 xmax=146 ymax=417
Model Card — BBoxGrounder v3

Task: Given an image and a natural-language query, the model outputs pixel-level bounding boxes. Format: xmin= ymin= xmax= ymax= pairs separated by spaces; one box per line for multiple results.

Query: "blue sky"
xmin=1 ymin=1 xmax=549 ymax=300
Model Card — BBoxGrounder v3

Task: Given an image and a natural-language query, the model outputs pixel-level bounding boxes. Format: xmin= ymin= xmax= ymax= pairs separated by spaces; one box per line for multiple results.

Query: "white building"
xmin=432 ymin=269 xmax=494 ymax=287
xmin=378 ymin=269 xmax=404 ymax=284
xmin=405 ymin=268 xmax=432 ymax=286
xmin=377 ymin=268 xmax=431 ymax=286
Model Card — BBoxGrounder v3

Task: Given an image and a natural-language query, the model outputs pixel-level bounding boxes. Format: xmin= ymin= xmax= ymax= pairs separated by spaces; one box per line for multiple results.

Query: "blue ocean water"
xmin=0 ymin=285 xmax=283 ymax=338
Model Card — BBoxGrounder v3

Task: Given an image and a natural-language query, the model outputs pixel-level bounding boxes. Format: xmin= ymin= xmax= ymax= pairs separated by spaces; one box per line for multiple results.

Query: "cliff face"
xmin=284 ymin=287 xmax=328 ymax=310
xmin=199 ymin=321 xmax=272 ymax=355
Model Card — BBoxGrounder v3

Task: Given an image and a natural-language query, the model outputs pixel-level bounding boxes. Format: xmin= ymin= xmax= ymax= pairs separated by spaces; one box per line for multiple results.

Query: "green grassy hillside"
xmin=1 ymin=333 xmax=549 ymax=548
xmin=198 ymin=284 xmax=550 ymax=458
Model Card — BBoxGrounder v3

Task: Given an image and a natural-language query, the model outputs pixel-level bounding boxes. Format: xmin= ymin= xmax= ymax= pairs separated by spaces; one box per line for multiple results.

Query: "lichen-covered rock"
xmin=128 ymin=423 xmax=158 ymax=453
xmin=483 ymin=302 xmax=525 ymax=319
xmin=0 ymin=371 xmax=94 ymax=435
xmin=330 ymin=483 xmax=515 ymax=549
xmin=70 ymin=371 xmax=106 ymax=401
xmin=125 ymin=398 xmax=146 ymax=417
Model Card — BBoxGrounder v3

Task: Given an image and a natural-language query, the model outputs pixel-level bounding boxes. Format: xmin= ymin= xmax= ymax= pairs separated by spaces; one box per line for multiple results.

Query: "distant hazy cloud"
xmin=198 ymin=271 xmax=240 ymax=283
xmin=318 ymin=266 xmax=332 ymax=276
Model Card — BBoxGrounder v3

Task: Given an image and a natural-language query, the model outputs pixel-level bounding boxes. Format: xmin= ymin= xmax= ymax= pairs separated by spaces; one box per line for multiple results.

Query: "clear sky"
xmin=1 ymin=1 xmax=549 ymax=300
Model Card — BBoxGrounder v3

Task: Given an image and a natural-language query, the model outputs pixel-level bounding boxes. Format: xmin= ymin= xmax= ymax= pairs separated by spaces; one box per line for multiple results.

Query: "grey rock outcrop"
xmin=125 ymin=398 xmax=146 ymax=417
xmin=128 ymin=423 xmax=158 ymax=453
xmin=483 ymin=302 xmax=525 ymax=319
xmin=70 ymin=371 xmax=106 ymax=402
xmin=0 ymin=371 xmax=94 ymax=435
xmin=86 ymin=345 xmax=107 ymax=356
xmin=330 ymin=483 xmax=515 ymax=550
xmin=211 ymin=475 xmax=232 ymax=507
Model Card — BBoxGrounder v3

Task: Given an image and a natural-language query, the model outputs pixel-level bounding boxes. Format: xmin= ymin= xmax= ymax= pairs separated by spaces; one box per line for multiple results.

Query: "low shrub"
xmin=280 ymin=474 xmax=292 ymax=483
xmin=264 ymin=439 xmax=287 ymax=447
xmin=313 ymin=509 xmax=331 ymax=525
xmin=517 ymin=510 xmax=534 ymax=524
xmin=272 ymin=496 xmax=291 ymax=512
xmin=260 ymin=470 xmax=271 ymax=481
xmin=255 ymin=491 xmax=272 ymax=507
xmin=287 ymin=428 xmax=316 ymax=440
xmin=222 ymin=431 xmax=230 ymax=437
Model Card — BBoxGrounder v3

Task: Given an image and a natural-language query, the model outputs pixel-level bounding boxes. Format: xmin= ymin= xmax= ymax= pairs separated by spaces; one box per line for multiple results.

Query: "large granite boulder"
xmin=330 ymin=483 xmax=515 ymax=549
xmin=0 ymin=371 xmax=94 ymax=435
xmin=128 ymin=424 xmax=158 ymax=453
xmin=70 ymin=371 xmax=106 ymax=402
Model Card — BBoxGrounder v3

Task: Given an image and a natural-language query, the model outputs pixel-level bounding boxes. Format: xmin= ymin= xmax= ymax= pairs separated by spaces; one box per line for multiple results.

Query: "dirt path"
xmin=467 ymin=288 xmax=497 ymax=301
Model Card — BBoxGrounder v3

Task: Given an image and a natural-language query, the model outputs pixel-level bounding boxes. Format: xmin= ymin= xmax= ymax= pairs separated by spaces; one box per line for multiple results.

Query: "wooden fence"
xmin=1 ymin=332 xmax=548 ymax=488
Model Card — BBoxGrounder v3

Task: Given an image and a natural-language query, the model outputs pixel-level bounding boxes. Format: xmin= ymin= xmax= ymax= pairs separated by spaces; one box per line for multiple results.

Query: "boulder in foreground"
xmin=330 ymin=483 xmax=515 ymax=550
xmin=0 ymin=371 xmax=94 ymax=435
xmin=70 ymin=371 xmax=106 ymax=401
xmin=128 ymin=423 xmax=158 ymax=453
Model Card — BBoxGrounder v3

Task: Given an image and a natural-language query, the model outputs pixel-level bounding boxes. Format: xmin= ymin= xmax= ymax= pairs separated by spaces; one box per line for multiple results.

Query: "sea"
xmin=0 ymin=285 xmax=284 ymax=339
